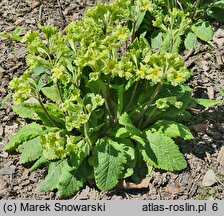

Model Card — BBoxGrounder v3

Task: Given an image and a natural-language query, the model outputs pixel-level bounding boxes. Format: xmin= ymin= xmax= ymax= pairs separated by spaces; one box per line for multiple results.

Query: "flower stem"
xmin=141 ymin=106 xmax=157 ymax=129
xmin=99 ymin=78 xmax=113 ymax=125
xmin=134 ymin=83 xmax=162 ymax=125
xmin=56 ymin=80 xmax=64 ymax=103
xmin=124 ymin=81 xmax=139 ymax=112
xmin=38 ymin=96 xmax=60 ymax=128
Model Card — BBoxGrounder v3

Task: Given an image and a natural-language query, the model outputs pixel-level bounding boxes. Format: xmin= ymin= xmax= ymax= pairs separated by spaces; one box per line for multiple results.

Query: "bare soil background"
xmin=0 ymin=0 xmax=224 ymax=200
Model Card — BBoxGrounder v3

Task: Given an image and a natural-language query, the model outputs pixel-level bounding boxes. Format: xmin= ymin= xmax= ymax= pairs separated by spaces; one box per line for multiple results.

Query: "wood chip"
xmin=192 ymin=123 xmax=208 ymax=132
xmin=202 ymin=169 xmax=217 ymax=187
xmin=25 ymin=0 xmax=40 ymax=8
xmin=217 ymin=146 xmax=224 ymax=166
xmin=118 ymin=178 xmax=149 ymax=189
xmin=207 ymin=86 xmax=214 ymax=100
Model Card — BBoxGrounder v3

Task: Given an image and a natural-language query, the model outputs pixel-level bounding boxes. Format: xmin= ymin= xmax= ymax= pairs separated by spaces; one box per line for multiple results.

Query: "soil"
xmin=0 ymin=0 xmax=224 ymax=200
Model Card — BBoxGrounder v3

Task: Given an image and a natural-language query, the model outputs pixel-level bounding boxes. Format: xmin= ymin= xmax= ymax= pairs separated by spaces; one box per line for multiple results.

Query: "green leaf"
xmin=184 ymin=32 xmax=198 ymax=50
xmin=17 ymin=137 xmax=42 ymax=164
xmin=4 ymin=123 xmax=44 ymax=151
xmin=192 ymin=21 xmax=213 ymax=42
xmin=151 ymin=32 xmax=163 ymax=49
xmin=115 ymin=127 xmax=129 ymax=138
xmin=35 ymin=103 xmax=65 ymax=127
xmin=41 ymin=85 xmax=61 ymax=103
xmin=207 ymin=1 xmax=224 ymax=23
xmin=10 ymin=27 xmax=23 ymax=41
xmin=119 ymin=112 xmax=142 ymax=136
xmin=30 ymin=156 xmax=49 ymax=171
xmin=39 ymin=160 xmax=69 ymax=192
xmin=150 ymin=120 xmax=194 ymax=140
xmin=139 ymin=131 xmax=187 ymax=171
xmin=12 ymin=103 xmax=40 ymax=120
xmin=32 ymin=66 xmax=49 ymax=76
xmin=57 ymin=160 xmax=90 ymax=198
xmin=39 ymin=159 xmax=88 ymax=198
xmin=0 ymin=93 xmax=12 ymax=109
xmin=93 ymin=137 xmax=126 ymax=191
xmin=195 ymin=98 xmax=223 ymax=107
xmin=118 ymin=139 xmax=136 ymax=178
xmin=131 ymin=150 xmax=148 ymax=182
xmin=135 ymin=11 xmax=146 ymax=32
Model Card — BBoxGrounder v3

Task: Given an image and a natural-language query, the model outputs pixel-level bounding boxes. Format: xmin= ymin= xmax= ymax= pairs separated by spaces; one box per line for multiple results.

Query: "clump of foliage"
xmin=4 ymin=0 xmax=224 ymax=197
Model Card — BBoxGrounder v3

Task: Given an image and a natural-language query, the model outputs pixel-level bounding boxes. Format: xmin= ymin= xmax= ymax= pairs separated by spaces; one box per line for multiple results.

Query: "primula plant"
xmin=4 ymin=0 xmax=223 ymax=198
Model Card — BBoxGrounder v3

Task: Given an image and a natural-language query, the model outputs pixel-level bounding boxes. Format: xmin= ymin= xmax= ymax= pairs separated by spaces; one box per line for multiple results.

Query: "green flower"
xmin=41 ymin=131 xmax=66 ymax=160
xmin=166 ymin=69 xmax=185 ymax=86
xmin=89 ymin=72 xmax=99 ymax=81
xmin=137 ymin=0 xmax=155 ymax=11
xmin=103 ymin=58 xmax=118 ymax=76
xmin=51 ymin=66 xmax=64 ymax=82
xmin=137 ymin=63 xmax=147 ymax=79
xmin=65 ymin=113 xmax=89 ymax=131
xmin=118 ymin=58 xmax=134 ymax=79
xmin=113 ymin=25 xmax=130 ymax=42
xmin=175 ymin=101 xmax=183 ymax=109
xmin=145 ymin=66 xmax=163 ymax=84
xmin=9 ymin=71 xmax=32 ymax=105
xmin=156 ymin=98 xmax=169 ymax=109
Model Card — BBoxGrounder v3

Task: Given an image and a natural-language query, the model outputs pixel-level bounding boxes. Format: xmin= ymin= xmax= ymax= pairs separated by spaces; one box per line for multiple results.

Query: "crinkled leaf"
xmin=150 ymin=120 xmax=194 ymax=140
xmin=12 ymin=103 xmax=40 ymax=120
xmin=39 ymin=159 xmax=88 ymax=198
xmin=17 ymin=137 xmax=42 ymax=164
xmin=4 ymin=123 xmax=43 ymax=151
xmin=119 ymin=112 xmax=142 ymax=136
xmin=35 ymin=103 xmax=65 ymax=127
xmin=135 ymin=11 xmax=146 ymax=32
xmin=139 ymin=131 xmax=187 ymax=171
xmin=151 ymin=32 xmax=163 ymax=49
xmin=93 ymin=138 xmax=126 ymax=191
xmin=87 ymin=80 xmax=101 ymax=94
xmin=57 ymin=160 xmax=90 ymax=198
xmin=33 ymin=66 xmax=49 ymax=76
xmin=39 ymin=160 xmax=70 ymax=192
xmin=41 ymin=84 xmax=61 ymax=103
xmin=184 ymin=32 xmax=198 ymax=50
xmin=30 ymin=156 xmax=49 ymax=172
xmin=192 ymin=21 xmax=213 ymax=42
xmin=118 ymin=139 xmax=136 ymax=178
xmin=195 ymin=98 xmax=223 ymax=108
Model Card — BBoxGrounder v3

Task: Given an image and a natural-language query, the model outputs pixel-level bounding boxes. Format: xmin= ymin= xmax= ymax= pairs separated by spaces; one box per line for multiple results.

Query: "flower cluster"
xmin=9 ymin=70 xmax=32 ymax=105
xmin=41 ymin=131 xmax=66 ymax=160
xmin=41 ymin=131 xmax=83 ymax=160
xmin=62 ymin=92 xmax=104 ymax=131
xmin=156 ymin=97 xmax=184 ymax=110
xmin=137 ymin=52 xmax=191 ymax=86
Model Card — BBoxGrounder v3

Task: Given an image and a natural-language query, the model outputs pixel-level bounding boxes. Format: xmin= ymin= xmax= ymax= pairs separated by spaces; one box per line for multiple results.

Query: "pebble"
xmin=0 ymin=166 xmax=16 ymax=175
xmin=202 ymin=169 xmax=217 ymax=187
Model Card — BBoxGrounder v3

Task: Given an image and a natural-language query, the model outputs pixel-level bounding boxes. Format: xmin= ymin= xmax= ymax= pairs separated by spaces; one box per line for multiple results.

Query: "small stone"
xmin=202 ymin=169 xmax=217 ymax=187
xmin=0 ymin=166 xmax=16 ymax=175
xmin=111 ymin=195 xmax=123 ymax=200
